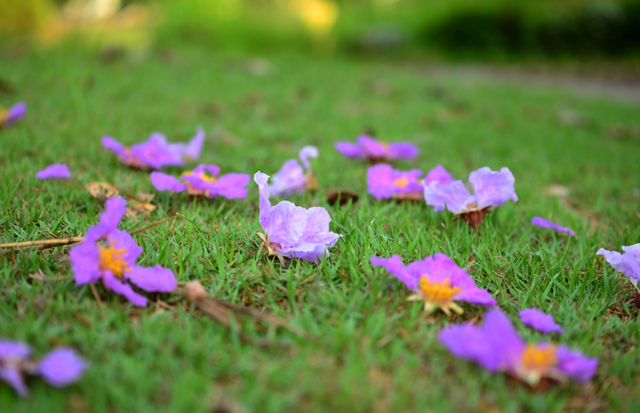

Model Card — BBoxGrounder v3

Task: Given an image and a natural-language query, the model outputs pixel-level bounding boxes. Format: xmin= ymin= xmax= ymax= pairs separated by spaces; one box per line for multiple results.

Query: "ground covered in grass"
xmin=1 ymin=47 xmax=639 ymax=412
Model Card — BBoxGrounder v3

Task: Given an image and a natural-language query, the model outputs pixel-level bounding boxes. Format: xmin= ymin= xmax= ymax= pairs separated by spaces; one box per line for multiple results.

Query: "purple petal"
xmin=370 ymin=255 xmax=418 ymax=290
xmin=37 ymin=348 xmax=86 ymax=387
xmin=480 ymin=309 xmax=525 ymax=369
xmin=150 ymin=172 xmax=187 ymax=192
xmin=70 ymin=238 xmax=101 ymax=285
xmin=102 ymin=136 xmax=129 ymax=159
xmin=127 ymin=265 xmax=176 ymax=292
xmin=439 ymin=324 xmax=500 ymax=371
xmin=531 ymin=217 xmax=575 ymax=236
xmin=183 ymin=127 xmax=205 ymax=160
xmin=209 ymin=173 xmax=250 ymax=199
xmin=597 ymin=248 xmax=626 ymax=273
xmin=423 ymin=180 xmax=473 ymax=213
xmin=97 ymin=196 xmax=127 ymax=234
xmin=262 ymin=201 xmax=307 ymax=245
xmin=621 ymin=244 xmax=640 ymax=282
xmin=366 ymin=164 xmax=396 ymax=199
xmin=107 ymin=229 xmax=143 ymax=265
xmin=130 ymin=134 xmax=184 ymax=170
xmin=556 ymin=346 xmax=598 ymax=383
xmin=102 ymin=271 xmax=148 ymax=307
xmin=387 ymin=142 xmax=419 ymax=160
xmin=0 ymin=367 xmax=28 ymax=397
xmin=277 ymin=206 xmax=341 ymax=261
xmin=358 ymin=136 xmax=387 ymax=158
xmin=423 ymin=164 xmax=455 ymax=185
xmin=0 ymin=340 xmax=31 ymax=359
xmin=3 ymin=101 xmax=27 ymax=126
xmin=254 ymin=171 xmax=274 ymax=230
xmin=298 ymin=146 xmax=318 ymax=170
xmin=519 ymin=308 xmax=565 ymax=334
xmin=203 ymin=164 xmax=221 ymax=177
xmin=335 ymin=141 xmax=364 ymax=158
xmin=269 ymin=159 xmax=305 ymax=197
xmin=36 ymin=164 xmax=71 ymax=180
xmin=469 ymin=167 xmax=518 ymax=209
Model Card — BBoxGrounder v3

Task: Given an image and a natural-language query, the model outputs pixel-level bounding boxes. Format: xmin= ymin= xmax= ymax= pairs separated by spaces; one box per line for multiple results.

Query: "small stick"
xmin=90 ymin=284 xmax=103 ymax=308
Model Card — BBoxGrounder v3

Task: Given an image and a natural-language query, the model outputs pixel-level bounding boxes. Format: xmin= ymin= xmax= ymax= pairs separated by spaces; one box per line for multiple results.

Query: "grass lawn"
xmin=1 ymin=47 xmax=639 ymax=413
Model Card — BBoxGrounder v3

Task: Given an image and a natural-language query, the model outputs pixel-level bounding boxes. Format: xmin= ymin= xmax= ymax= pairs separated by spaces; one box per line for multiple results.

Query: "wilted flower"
xmin=439 ymin=309 xmax=597 ymax=386
xmin=151 ymin=164 xmax=249 ymax=199
xmin=36 ymin=164 xmax=71 ymax=180
xmin=519 ymin=309 xmax=565 ymax=334
xmin=269 ymin=146 xmax=319 ymax=197
xmin=70 ymin=196 xmax=177 ymax=306
xmin=0 ymin=340 xmax=86 ymax=397
xmin=0 ymin=102 xmax=26 ymax=128
xmin=367 ymin=164 xmax=454 ymax=200
xmin=102 ymin=127 xmax=204 ymax=169
xmin=370 ymin=253 xmax=496 ymax=315
xmin=597 ymin=244 xmax=640 ymax=307
xmin=254 ymin=171 xmax=341 ymax=264
xmin=531 ymin=217 xmax=575 ymax=236
xmin=335 ymin=135 xmax=418 ymax=163
xmin=424 ymin=167 xmax=517 ymax=229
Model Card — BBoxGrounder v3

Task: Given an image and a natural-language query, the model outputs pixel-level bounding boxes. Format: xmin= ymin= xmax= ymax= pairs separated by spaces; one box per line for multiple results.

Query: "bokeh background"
xmin=2 ymin=0 xmax=639 ymax=59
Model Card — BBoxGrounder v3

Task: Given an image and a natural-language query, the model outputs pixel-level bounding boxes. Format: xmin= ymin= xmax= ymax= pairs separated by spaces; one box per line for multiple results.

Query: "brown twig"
xmin=90 ymin=284 xmax=103 ymax=308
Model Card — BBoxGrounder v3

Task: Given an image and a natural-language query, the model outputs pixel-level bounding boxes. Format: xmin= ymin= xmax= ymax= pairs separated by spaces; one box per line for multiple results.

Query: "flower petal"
xmin=4 ymin=101 xmax=27 ymax=126
xmin=423 ymin=164 xmax=454 ymax=185
xmin=102 ymin=136 xmax=128 ymax=158
xmin=423 ymin=180 xmax=473 ymax=213
xmin=37 ymin=348 xmax=86 ymax=387
xmin=254 ymin=171 xmax=273 ymax=230
xmin=102 ymin=271 xmax=148 ymax=307
xmin=70 ymin=239 xmax=101 ymax=285
xmin=184 ymin=126 xmax=205 ymax=160
xmin=269 ymin=160 xmax=305 ymax=197
xmin=36 ymin=164 xmax=70 ymax=180
xmin=209 ymin=173 xmax=250 ymax=199
xmin=150 ymin=172 xmax=187 ymax=192
xmin=556 ymin=346 xmax=598 ymax=383
xmin=370 ymin=255 xmax=418 ymax=290
xmin=531 ymin=217 xmax=575 ymax=236
xmin=358 ymin=136 xmax=388 ymax=158
xmin=519 ymin=308 xmax=564 ymax=334
xmin=0 ymin=340 xmax=31 ymax=359
xmin=97 ymin=196 xmax=127 ymax=234
xmin=0 ymin=367 xmax=28 ymax=397
xmin=298 ymin=145 xmax=319 ymax=169
xmin=127 ymin=265 xmax=177 ymax=293
xmin=469 ymin=167 xmax=518 ymax=209
xmin=335 ymin=141 xmax=364 ymax=158
xmin=387 ymin=142 xmax=419 ymax=160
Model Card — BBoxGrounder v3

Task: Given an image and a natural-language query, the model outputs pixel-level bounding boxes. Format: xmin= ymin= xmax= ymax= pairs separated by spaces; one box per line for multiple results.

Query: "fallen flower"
xmin=370 ymin=253 xmax=496 ymax=315
xmin=424 ymin=166 xmax=518 ymax=229
xmin=269 ymin=146 xmax=318 ymax=197
xmin=70 ymin=196 xmax=177 ymax=306
xmin=367 ymin=164 xmax=454 ymax=200
xmin=0 ymin=101 xmax=26 ymax=128
xmin=531 ymin=217 xmax=575 ymax=236
xmin=0 ymin=340 xmax=86 ymax=397
xmin=151 ymin=164 xmax=249 ymax=199
xmin=102 ymin=127 xmax=204 ymax=169
xmin=597 ymin=243 xmax=640 ymax=294
xmin=335 ymin=135 xmax=418 ymax=163
xmin=439 ymin=309 xmax=597 ymax=387
xmin=35 ymin=164 xmax=71 ymax=180
xmin=254 ymin=171 xmax=341 ymax=264
xmin=519 ymin=309 xmax=565 ymax=334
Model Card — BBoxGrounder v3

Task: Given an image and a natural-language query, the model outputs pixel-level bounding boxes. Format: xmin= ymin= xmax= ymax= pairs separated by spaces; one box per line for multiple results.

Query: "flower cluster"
xmin=151 ymin=164 xmax=250 ymax=199
xmin=0 ymin=102 xmax=26 ymax=129
xmin=335 ymin=135 xmax=418 ymax=163
xmin=367 ymin=164 xmax=454 ymax=200
xmin=269 ymin=146 xmax=319 ymax=197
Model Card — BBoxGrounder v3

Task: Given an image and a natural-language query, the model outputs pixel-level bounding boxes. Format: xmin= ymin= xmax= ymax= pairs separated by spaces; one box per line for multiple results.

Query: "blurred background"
xmin=1 ymin=0 xmax=639 ymax=60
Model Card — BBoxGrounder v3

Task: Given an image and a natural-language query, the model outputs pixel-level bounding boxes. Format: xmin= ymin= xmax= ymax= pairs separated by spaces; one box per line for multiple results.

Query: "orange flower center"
xmin=181 ymin=171 xmax=217 ymax=183
xmin=0 ymin=109 xmax=8 ymax=125
xmin=521 ymin=345 xmax=557 ymax=372
xmin=98 ymin=244 xmax=130 ymax=278
xmin=418 ymin=276 xmax=461 ymax=306
xmin=393 ymin=177 xmax=410 ymax=189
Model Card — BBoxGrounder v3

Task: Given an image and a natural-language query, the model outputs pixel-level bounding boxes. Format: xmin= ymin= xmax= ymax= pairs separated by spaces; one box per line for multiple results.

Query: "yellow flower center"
xmin=0 ymin=109 xmax=8 ymax=126
xmin=521 ymin=345 xmax=557 ymax=372
xmin=181 ymin=171 xmax=218 ymax=183
xmin=393 ymin=177 xmax=410 ymax=189
xmin=419 ymin=276 xmax=462 ymax=306
xmin=98 ymin=244 xmax=130 ymax=278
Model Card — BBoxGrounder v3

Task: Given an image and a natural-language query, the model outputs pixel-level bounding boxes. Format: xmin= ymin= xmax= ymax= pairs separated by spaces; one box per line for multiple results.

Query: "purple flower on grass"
xmin=36 ymin=164 xmax=71 ymax=180
xmin=439 ymin=309 xmax=597 ymax=386
xmin=0 ymin=102 xmax=26 ymax=128
xmin=0 ymin=340 xmax=85 ymax=397
xmin=151 ymin=164 xmax=249 ymax=199
xmin=367 ymin=164 xmax=454 ymax=200
xmin=269 ymin=146 xmax=319 ymax=197
xmin=424 ymin=166 xmax=518 ymax=230
xmin=254 ymin=171 xmax=341 ymax=264
xmin=597 ymin=244 xmax=640 ymax=299
xmin=370 ymin=253 xmax=496 ymax=315
xmin=519 ymin=309 xmax=565 ymax=334
xmin=531 ymin=217 xmax=575 ymax=236
xmin=70 ymin=196 xmax=177 ymax=307
xmin=102 ymin=127 xmax=204 ymax=170
xmin=335 ymin=135 xmax=418 ymax=163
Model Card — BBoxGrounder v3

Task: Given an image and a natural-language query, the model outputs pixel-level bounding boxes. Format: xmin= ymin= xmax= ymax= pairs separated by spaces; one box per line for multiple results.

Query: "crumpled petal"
xmin=519 ymin=308 xmax=565 ymax=334
xmin=531 ymin=217 xmax=575 ymax=236
xmin=36 ymin=164 xmax=71 ymax=180
xmin=335 ymin=141 xmax=364 ymax=158
xmin=102 ymin=136 xmax=129 ymax=159
xmin=102 ymin=271 xmax=148 ymax=307
xmin=387 ymin=142 xmax=419 ymax=160
xmin=370 ymin=255 xmax=418 ymax=290
xmin=97 ymin=196 xmax=127 ymax=234
xmin=150 ymin=172 xmax=188 ymax=192
xmin=209 ymin=173 xmax=250 ymax=199
xmin=439 ymin=324 xmax=498 ymax=370
xmin=70 ymin=237 xmax=102 ymax=285
xmin=423 ymin=164 xmax=454 ymax=185
xmin=298 ymin=145 xmax=318 ymax=170
xmin=269 ymin=159 xmax=305 ymax=197
xmin=278 ymin=207 xmax=341 ymax=262
xmin=423 ymin=180 xmax=473 ymax=213
xmin=0 ymin=340 xmax=31 ymax=359
xmin=183 ymin=126 xmax=205 ymax=160
xmin=37 ymin=348 xmax=86 ymax=388
xmin=127 ymin=265 xmax=177 ymax=292
xmin=556 ymin=346 xmax=598 ymax=383
xmin=469 ymin=167 xmax=518 ymax=209
xmin=0 ymin=367 xmax=29 ymax=397
xmin=255 ymin=171 xmax=274 ymax=230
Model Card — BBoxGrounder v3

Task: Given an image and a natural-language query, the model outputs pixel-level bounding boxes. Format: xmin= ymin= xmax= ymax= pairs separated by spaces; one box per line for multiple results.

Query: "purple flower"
xmin=269 ymin=146 xmax=319 ymax=197
xmin=0 ymin=340 xmax=86 ymax=397
xmin=254 ymin=171 xmax=341 ymax=264
xmin=0 ymin=102 xmax=26 ymax=128
xmin=367 ymin=164 xmax=454 ymax=200
xmin=531 ymin=217 xmax=575 ymax=236
xmin=439 ymin=309 xmax=597 ymax=386
xmin=151 ymin=164 xmax=249 ymax=199
xmin=597 ymin=243 xmax=640 ymax=292
xmin=370 ymin=253 xmax=496 ymax=315
xmin=102 ymin=127 xmax=204 ymax=170
xmin=519 ymin=309 xmax=565 ymax=334
xmin=335 ymin=135 xmax=418 ymax=163
xmin=424 ymin=167 xmax=518 ymax=229
xmin=36 ymin=164 xmax=71 ymax=180
xmin=70 ymin=196 xmax=177 ymax=306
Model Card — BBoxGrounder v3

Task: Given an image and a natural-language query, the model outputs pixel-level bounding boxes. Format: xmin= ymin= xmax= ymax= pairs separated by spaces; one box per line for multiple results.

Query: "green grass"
xmin=1 ymin=46 xmax=639 ymax=413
